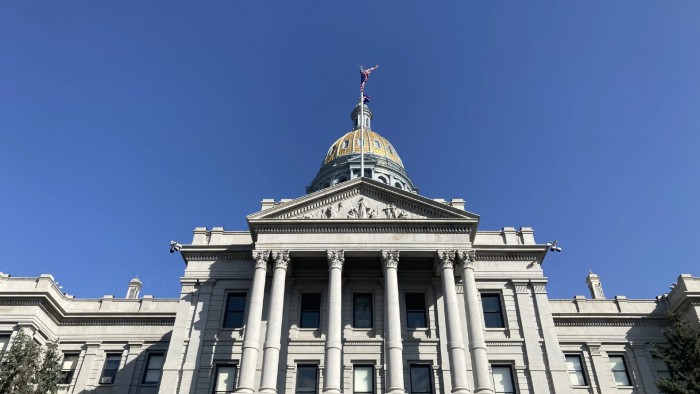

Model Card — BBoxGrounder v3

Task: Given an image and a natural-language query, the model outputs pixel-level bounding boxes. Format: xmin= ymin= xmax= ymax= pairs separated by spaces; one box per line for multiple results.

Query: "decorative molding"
xmin=456 ymin=249 xmax=476 ymax=270
xmin=252 ymin=249 xmax=270 ymax=269
xmin=476 ymin=251 xmax=541 ymax=262
xmin=327 ymin=250 xmax=345 ymax=270
xmin=381 ymin=250 xmax=400 ymax=269
xmin=513 ymin=283 xmax=530 ymax=294
xmin=184 ymin=252 xmax=251 ymax=261
xmin=254 ymin=223 xmax=471 ymax=234
xmin=486 ymin=340 xmax=525 ymax=348
xmin=436 ymin=250 xmax=456 ymax=270
xmin=272 ymin=250 xmax=290 ymax=269
xmin=554 ymin=318 xmax=667 ymax=327
xmin=532 ymin=284 xmax=547 ymax=294
xmin=62 ymin=318 xmax=175 ymax=326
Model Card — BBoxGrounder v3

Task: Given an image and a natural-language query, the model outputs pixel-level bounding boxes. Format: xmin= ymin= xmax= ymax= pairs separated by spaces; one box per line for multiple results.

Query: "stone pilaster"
xmin=236 ymin=250 xmax=270 ymax=393
xmin=437 ymin=250 xmax=470 ymax=394
xmin=260 ymin=250 xmax=290 ymax=393
xmin=323 ymin=250 xmax=344 ymax=394
xmin=381 ymin=250 xmax=406 ymax=394
xmin=457 ymin=250 xmax=493 ymax=394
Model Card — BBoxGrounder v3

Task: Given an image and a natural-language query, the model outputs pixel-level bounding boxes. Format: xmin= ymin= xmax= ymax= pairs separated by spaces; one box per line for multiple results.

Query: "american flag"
xmin=360 ymin=65 xmax=379 ymax=92
xmin=363 ymin=94 xmax=371 ymax=104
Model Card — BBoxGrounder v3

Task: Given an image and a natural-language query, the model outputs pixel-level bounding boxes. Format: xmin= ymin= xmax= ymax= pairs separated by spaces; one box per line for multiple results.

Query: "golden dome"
xmin=323 ymin=129 xmax=403 ymax=166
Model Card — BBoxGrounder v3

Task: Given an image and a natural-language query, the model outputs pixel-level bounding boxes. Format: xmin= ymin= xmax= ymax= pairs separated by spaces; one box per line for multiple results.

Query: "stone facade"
xmin=1 ymin=104 xmax=698 ymax=393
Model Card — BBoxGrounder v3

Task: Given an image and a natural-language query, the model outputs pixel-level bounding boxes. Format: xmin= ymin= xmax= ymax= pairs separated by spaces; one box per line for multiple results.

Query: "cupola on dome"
xmin=307 ymin=103 xmax=417 ymax=194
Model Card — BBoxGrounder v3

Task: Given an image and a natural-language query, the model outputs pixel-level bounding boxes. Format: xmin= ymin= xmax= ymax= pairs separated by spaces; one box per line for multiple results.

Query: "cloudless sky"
xmin=1 ymin=1 xmax=699 ymax=300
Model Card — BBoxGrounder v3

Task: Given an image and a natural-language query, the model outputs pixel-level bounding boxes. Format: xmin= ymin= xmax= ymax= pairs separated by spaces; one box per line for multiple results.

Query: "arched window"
xmin=394 ymin=182 xmax=403 ymax=189
xmin=377 ymin=176 xmax=388 ymax=184
xmin=338 ymin=177 xmax=348 ymax=183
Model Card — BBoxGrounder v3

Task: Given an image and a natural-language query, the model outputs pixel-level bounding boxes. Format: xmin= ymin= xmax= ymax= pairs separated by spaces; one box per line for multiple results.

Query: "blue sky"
xmin=1 ymin=2 xmax=699 ymax=299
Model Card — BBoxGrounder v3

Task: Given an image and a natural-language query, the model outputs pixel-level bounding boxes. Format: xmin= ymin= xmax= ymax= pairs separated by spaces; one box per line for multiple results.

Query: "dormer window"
xmin=342 ymin=140 xmax=349 ymax=149
xmin=374 ymin=140 xmax=380 ymax=148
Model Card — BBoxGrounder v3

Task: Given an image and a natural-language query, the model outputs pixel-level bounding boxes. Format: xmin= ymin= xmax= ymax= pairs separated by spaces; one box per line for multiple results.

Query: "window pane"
xmin=654 ymin=357 xmax=671 ymax=380
xmin=296 ymin=365 xmax=318 ymax=393
xmin=405 ymin=294 xmax=427 ymax=328
xmin=62 ymin=355 xmax=78 ymax=370
xmin=144 ymin=369 xmax=161 ymax=384
xmin=354 ymin=294 xmax=372 ymax=328
xmin=410 ymin=365 xmax=432 ymax=393
xmin=300 ymin=294 xmax=321 ymax=329
xmin=492 ymin=366 xmax=515 ymax=394
xmin=215 ymin=365 xmax=237 ymax=392
xmin=354 ymin=365 xmax=373 ymax=393
xmin=224 ymin=294 xmax=246 ymax=328
xmin=148 ymin=355 xmax=164 ymax=369
xmin=609 ymin=356 xmax=631 ymax=386
xmin=102 ymin=355 xmax=121 ymax=382
xmin=481 ymin=294 xmax=505 ymax=328
xmin=0 ymin=336 xmax=10 ymax=353
xmin=565 ymin=355 xmax=586 ymax=386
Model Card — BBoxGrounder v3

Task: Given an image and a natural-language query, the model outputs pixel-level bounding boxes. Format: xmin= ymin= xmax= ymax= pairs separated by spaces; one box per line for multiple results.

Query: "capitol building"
xmin=0 ymin=102 xmax=698 ymax=394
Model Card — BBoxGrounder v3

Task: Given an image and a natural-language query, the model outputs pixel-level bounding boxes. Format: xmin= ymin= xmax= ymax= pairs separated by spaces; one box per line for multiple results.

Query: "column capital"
xmin=327 ymin=250 xmax=344 ymax=270
xmin=252 ymin=249 xmax=270 ymax=269
xmin=381 ymin=250 xmax=400 ymax=269
xmin=456 ymin=249 xmax=476 ymax=269
xmin=436 ymin=250 xmax=456 ymax=270
xmin=271 ymin=250 xmax=290 ymax=269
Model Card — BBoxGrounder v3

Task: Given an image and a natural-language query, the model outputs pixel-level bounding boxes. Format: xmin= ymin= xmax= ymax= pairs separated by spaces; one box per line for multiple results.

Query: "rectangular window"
xmin=213 ymin=364 xmax=237 ymax=394
xmin=353 ymin=293 xmax=373 ymax=328
xmin=61 ymin=354 xmax=79 ymax=384
xmin=353 ymin=365 xmax=374 ymax=393
xmin=491 ymin=365 xmax=516 ymax=394
xmin=142 ymin=353 xmax=164 ymax=385
xmin=100 ymin=354 xmax=121 ymax=384
xmin=223 ymin=293 xmax=247 ymax=328
xmin=609 ymin=355 xmax=631 ymax=386
xmin=565 ymin=355 xmax=587 ymax=386
xmin=373 ymin=140 xmax=380 ymax=148
xmin=481 ymin=293 xmax=505 ymax=328
xmin=300 ymin=293 xmax=321 ymax=329
xmin=653 ymin=356 xmax=671 ymax=380
xmin=296 ymin=364 xmax=318 ymax=394
xmin=405 ymin=293 xmax=427 ymax=328
xmin=409 ymin=364 xmax=433 ymax=394
xmin=342 ymin=140 xmax=349 ymax=149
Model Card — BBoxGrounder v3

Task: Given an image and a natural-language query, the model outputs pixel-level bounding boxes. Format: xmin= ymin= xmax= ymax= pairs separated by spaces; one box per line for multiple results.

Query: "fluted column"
xmin=457 ymin=250 xmax=494 ymax=394
xmin=382 ymin=250 xmax=406 ymax=394
xmin=235 ymin=250 xmax=270 ymax=393
xmin=323 ymin=250 xmax=344 ymax=394
xmin=437 ymin=250 xmax=470 ymax=394
xmin=259 ymin=251 xmax=291 ymax=393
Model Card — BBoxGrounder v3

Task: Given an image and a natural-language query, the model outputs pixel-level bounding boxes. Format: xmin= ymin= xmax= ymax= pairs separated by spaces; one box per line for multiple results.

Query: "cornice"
xmin=475 ymin=251 xmax=543 ymax=261
xmin=62 ymin=318 xmax=175 ymax=326
xmin=183 ymin=251 xmax=252 ymax=261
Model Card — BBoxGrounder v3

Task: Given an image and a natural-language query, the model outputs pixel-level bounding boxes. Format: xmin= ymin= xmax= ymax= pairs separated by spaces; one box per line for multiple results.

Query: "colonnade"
xmin=234 ymin=249 xmax=493 ymax=394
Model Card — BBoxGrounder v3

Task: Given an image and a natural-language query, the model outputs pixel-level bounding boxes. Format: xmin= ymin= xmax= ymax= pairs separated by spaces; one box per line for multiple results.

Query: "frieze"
xmin=62 ymin=318 xmax=175 ymax=326
xmin=476 ymin=252 xmax=542 ymax=262
xmin=184 ymin=252 xmax=252 ymax=261
xmin=554 ymin=318 xmax=667 ymax=327
xmin=254 ymin=223 xmax=471 ymax=234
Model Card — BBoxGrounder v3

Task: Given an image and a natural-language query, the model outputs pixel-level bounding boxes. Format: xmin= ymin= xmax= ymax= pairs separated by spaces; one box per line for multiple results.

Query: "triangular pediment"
xmin=247 ymin=178 xmax=479 ymax=221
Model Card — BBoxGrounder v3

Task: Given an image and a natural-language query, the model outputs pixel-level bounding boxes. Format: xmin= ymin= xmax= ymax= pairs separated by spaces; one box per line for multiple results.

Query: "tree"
xmin=0 ymin=330 xmax=62 ymax=394
xmin=655 ymin=313 xmax=700 ymax=394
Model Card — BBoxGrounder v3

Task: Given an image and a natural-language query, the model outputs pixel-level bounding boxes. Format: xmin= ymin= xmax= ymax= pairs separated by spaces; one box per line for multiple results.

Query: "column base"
xmin=322 ymin=388 xmax=341 ymax=394
xmin=474 ymin=387 xmax=494 ymax=394
xmin=233 ymin=388 xmax=255 ymax=394
xmin=451 ymin=388 xmax=471 ymax=394
xmin=258 ymin=388 xmax=277 ymax=394
xmin=386 ymin=388 xmax=406 ymax=394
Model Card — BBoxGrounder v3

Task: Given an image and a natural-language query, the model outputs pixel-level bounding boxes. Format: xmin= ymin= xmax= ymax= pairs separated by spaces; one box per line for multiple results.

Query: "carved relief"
xmin=272 ymin=250 xmax=290 ymax=269
xmin=252 ymin=250 xmax=270 ymax=269
xmin=381 ymin=250 xmax=400 ymax=269
xmin=327 ymin=250 xmax=345 ymax=270
xmin=456 ymin=249 xmax=476 ymax=269
xmin=292 ymin=193 xmax=418 ymax=220
xmin=436 ymin=250 xmax=456 ymax=269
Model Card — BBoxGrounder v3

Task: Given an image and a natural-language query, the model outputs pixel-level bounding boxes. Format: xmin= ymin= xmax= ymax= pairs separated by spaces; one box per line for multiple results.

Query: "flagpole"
xmin=360 ymin=87 xmax=365 ymax=179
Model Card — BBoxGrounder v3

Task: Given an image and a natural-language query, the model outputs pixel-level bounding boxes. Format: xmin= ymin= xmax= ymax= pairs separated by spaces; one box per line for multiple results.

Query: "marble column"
xmin=381 ymin=250 xmax=406 ymax=394
xmin=457 ymin=250 xmax=494 ymax=394
xmin=235 ymin=250 xmax=270 ymax=393
xmin=437 ymin=250 xmax=470 ymax=394
xmin=260 ymin=251 xmax=291 ymax=393
xmin=323 ymin=250 xmax=344 ymax=394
